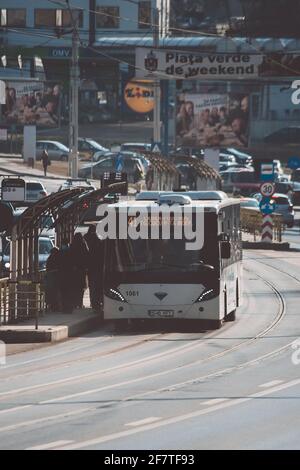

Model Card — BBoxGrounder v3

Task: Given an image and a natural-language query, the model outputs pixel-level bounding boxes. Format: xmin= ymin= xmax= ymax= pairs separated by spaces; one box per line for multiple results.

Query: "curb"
xmin=0 ymin=166 xmax=66 ymax=181
xmin=243 ymin=241 xmax=290 ymax=250
xmin=0 ymin=311 xmax=102 ymax=344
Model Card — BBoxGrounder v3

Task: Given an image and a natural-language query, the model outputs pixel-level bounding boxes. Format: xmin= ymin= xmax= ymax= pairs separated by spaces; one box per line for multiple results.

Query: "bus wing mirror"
xmin=218 ymin=233 xmax=229 ymax=242
xmin=221 ymin=241 xmax=231 ymax=259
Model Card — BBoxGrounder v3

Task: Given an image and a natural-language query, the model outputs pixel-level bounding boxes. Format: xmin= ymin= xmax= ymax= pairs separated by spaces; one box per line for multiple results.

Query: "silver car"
xmin=36 ymin=140 xmax=69 ymax=161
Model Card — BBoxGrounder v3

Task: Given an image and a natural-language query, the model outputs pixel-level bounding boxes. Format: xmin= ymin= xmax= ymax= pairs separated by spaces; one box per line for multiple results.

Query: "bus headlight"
xmin=105 ymin=288 xmax=127 ymax=303
xmin=195 ymin=288 xmax=216 ymax=303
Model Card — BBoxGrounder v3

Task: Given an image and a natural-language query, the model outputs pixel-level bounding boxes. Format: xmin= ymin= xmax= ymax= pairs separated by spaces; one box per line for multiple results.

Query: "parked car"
xmin=222 ymin=148 xmax=253 ymax=165
xmin=78 ymin=138 xmax=109 ymax=161
xmin=26 ymin=181 xmax=48 ymax=204
xmin=240 ymin=197 xmax=260 ymax=212
xmin=220 ymin=169 xmax=259 ymax=196
xmin=291 ymin=168 xmax=300 ymax=182
xmin=253 ymin=192 xmax=294 ymax=227
xmin=264 ymin=127 xmax=300 ymax=145
xmin=0 ymin=236 xmax=54 ymax=275
xmin=58 ymin=179 xmax=97 ymax=192
xmin=79 ymin=152 xmax=146 ymax=182
xmin=120 ymin=143 xmax=151 ymax=153
xmin=36 ymin=140 xmax=69 ymax=161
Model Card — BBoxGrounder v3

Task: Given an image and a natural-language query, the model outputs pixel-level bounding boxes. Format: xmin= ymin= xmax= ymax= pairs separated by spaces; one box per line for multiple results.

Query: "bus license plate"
xmin=148 ymin=310 xmax=174 ymax=318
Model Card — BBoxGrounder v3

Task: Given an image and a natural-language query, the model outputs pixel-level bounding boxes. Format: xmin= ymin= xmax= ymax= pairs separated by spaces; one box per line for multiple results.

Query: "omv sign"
xmin=50 ymin=48 xmax=72 ymax=58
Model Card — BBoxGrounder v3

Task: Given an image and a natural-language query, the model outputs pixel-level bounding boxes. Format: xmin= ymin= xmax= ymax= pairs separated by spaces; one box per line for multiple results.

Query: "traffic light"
xmin=0 ymin=202 xmax=14 ymax=233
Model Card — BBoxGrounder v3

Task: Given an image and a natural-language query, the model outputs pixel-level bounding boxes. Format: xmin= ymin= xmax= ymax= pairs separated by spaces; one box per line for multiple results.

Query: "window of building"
xmin=35 ymin=9 xmax=56 ymax=27
xmin=0 ymin=9 xmax=26 ymax=27
xmin=96 ymin=6 xmax=119 ymax=28
xmin=138 ymin=1 xmax=151 ymax=29
xmin=34 ymin=8 xmax=83 ymax=28
xmin=62 ymin=9 xmax=83 ymax=28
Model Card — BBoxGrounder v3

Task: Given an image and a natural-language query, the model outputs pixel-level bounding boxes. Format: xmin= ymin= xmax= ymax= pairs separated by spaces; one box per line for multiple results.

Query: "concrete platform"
xmin=0 ymin=309 xmax=102 ymax=343
xmin=242 ymin=240 xmax=290 ymax=250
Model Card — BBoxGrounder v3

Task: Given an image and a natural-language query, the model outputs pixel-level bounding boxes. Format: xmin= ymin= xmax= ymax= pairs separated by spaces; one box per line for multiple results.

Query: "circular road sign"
xmin=260 ymin=182 xmax=275 ymax=198
xmin=259 ymin=198 xmax=276 ymax=215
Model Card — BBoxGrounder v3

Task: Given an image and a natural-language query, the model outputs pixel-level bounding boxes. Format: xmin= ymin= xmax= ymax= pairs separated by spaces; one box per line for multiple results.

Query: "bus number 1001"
xmin=125 ymin=291 xmax=139 ymax=297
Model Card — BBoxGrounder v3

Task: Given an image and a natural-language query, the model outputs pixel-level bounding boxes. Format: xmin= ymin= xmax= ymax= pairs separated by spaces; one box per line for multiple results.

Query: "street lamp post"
xmin=68 ymin=24 xmax=79 ymax=178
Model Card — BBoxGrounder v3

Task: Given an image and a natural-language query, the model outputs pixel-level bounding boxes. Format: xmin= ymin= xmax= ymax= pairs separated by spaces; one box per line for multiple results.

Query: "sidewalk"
xmin=0 ymin=308 xmax=102 ymax=344
xmin=0 ymin=156 xmax=66 ymax=180
xmin=242 ymin=231 xmax=290 ymax=250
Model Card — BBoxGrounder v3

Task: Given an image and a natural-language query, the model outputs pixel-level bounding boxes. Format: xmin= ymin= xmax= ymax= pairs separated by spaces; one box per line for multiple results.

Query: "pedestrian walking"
xmin=70 ymin=233 xmax=89 ymax=309
xmin=41 ymin=149 xmax=50 ymax=177
xmin=84 ymin=225 xmax=104 ymax=312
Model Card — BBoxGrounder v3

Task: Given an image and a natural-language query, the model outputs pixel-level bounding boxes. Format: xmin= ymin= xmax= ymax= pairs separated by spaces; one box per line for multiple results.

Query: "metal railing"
xmin=0 ymin=277 xmax=45 ymax=327
xmin=0 ymin=277 xmax=9 ymax=326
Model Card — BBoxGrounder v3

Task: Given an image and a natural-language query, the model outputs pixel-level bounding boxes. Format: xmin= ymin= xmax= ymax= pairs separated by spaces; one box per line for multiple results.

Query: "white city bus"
xmin=102 ymin=191 xmax=242 ymax=329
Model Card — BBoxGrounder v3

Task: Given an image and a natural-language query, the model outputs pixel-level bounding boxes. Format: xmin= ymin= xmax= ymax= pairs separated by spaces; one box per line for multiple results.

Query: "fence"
xmin=0 ymin=278 xmax=9 ymax=326
xmin=0 ymin=278 xmax=45 ymax=327
xmin=241 ymin=208 xmax=284 ymax=242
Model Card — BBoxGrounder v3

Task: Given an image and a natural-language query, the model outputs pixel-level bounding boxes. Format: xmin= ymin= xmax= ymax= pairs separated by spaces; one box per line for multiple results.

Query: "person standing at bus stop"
xmin=84 ymin=225 xmax=104 ymax=312
xmin=41 ymin=149 xmax=50 ymax=176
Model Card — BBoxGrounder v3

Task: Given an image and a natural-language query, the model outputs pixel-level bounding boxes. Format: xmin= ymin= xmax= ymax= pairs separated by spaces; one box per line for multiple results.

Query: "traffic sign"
xmin=287 ymin=157 xmax=300 ymax=170
xmin=115 ymin=153 xmax=124 ymax=171
xmin=259 ymin=197 xmax=276 ymax=215
xmin=151 ymin=142 xmax=162 ymax=153
xmin=260 ymin=162 xmax=275 ymax=182
xmin=260 ymin=182 xmax=275 ymax=198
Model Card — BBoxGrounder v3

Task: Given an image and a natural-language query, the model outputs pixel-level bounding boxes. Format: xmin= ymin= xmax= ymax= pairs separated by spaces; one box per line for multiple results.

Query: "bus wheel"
xmin=225 ymin=309 xmax=236 ymax=322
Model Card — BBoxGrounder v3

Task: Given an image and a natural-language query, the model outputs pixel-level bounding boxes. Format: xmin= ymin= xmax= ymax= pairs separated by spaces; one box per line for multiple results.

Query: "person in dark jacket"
xmin=70 ymin=233 xmax=89 ymax=309
xmin=45 ymin=247 xmax=60 ymax=311
xmin=84 ymin=225 xmax=104 ymax=311
xmin=41 ymin=149 xmax=50 ymax=176
xmin=57 ymin=240 xmax=74 ymax=313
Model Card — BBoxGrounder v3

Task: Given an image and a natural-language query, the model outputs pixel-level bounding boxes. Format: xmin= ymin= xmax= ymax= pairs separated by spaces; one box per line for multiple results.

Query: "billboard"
xmin=2 ymin=80 xmax=61 ymax=128
xmin=176 ymin=93 xmax=249 ymax=148
xmin=136 ymin=48 xmax=263 ymax=81
xmin=124 ymin=80 xmax=154 ymax=113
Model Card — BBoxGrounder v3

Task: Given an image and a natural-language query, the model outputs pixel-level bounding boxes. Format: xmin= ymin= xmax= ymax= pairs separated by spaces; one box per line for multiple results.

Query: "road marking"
xmin=0 ymin=405 xmax=31 ymax=415
xmin=57 ymin=377 xmax=300 ymax=450
xmin=259 ymin=380 xmax=283 ymax=388
xmin=125 ymin=417 xmax=161 ymax=427
xmin=0 ymin=408 xmax=91 ymax=434
xmin=0 ymin=333 xmax=217 ymax=400
xmin=26 ymin=440 xmax=73 ymax=450
xmin=202 ymin=398 xmax=229 ymax=406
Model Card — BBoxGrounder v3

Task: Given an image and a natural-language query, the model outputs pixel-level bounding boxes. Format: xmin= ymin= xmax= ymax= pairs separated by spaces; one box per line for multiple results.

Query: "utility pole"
xmin=153 ymin=7 xmax=161 ymax=147
xmin=69 ymin=19 xmax=79 ymax=178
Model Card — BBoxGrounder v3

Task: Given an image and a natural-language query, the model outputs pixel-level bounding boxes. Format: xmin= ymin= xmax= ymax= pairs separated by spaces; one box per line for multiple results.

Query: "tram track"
xmin=0 ymin=255 xmax=291 ymax=403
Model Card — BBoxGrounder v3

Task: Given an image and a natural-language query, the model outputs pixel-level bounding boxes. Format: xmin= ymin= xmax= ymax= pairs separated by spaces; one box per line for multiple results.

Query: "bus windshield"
xmin=108 ymin=238 xmax=218 ymax=274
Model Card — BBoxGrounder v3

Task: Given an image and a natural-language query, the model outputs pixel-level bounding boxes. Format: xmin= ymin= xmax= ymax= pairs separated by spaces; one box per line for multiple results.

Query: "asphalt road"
xmin=1 ymin=249 xmax=300 ymax=450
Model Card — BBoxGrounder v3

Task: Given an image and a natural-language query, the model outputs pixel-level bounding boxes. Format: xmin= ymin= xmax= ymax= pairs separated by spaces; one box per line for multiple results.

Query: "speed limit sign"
xmin=260 ymin=182 xmax=275 ymax=197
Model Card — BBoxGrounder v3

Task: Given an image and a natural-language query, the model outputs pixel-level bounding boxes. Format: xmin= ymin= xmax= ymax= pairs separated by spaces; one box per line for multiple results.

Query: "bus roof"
xmin=109 ymin=193 xmax=239 ymax=213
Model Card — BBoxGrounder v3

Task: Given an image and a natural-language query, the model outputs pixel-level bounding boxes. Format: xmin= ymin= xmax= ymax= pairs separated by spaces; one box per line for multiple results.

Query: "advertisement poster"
xmin=2 ymin=80 xmax=61 ymax=128
xmin=176 ymin=93 xmax=249 ymax=148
